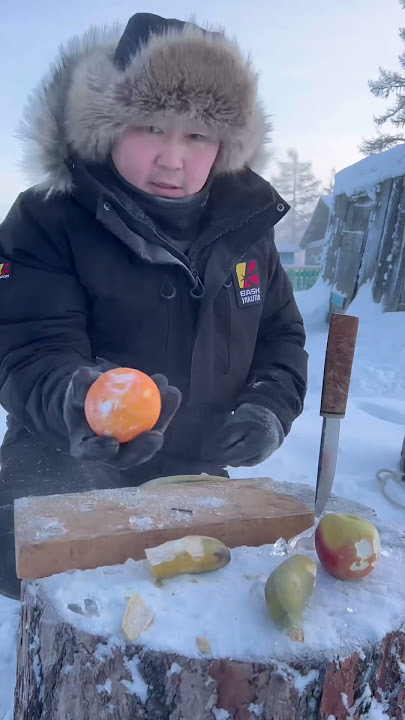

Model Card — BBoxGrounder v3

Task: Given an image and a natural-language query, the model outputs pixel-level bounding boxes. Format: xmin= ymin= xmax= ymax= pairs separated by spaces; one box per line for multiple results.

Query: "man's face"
xmin=111 ymin=124 xmax=220 ymax=198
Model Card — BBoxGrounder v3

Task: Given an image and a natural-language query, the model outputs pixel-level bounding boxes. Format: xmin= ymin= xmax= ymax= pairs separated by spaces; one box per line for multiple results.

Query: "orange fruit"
xmin=84 ymin=368 xmax=161 ymax=443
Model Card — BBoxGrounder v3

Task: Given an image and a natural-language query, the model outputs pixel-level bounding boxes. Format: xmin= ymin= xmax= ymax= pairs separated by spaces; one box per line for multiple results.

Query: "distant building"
xmin=322 ymin=145 xmax=405 ymax=313
xmin=299 ymin=195 xmax=332 ymax=265
xmin=276 ymin=244 xmax=320 ymax=291
xmin=278 ymin=246 xmax=301 ymax=266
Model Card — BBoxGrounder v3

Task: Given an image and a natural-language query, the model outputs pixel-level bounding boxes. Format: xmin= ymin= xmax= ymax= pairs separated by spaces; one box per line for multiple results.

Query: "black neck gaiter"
xmin=103 ymin=159 xmax=211 ymax=254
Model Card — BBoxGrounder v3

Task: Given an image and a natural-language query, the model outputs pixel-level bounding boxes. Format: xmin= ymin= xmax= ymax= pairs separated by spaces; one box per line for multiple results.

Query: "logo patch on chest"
xmin=0 ymin=262 xmax=10 ymax=279
xmin=233 ymin=260 xmax=262 ymax=307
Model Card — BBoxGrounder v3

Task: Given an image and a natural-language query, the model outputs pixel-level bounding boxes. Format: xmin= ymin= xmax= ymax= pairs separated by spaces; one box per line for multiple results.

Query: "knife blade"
xmin=315 ymin=312 xmax=359 ymax=516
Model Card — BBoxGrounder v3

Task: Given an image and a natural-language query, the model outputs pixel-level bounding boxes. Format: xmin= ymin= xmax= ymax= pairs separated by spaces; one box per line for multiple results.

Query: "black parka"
xmin=0 ymin=160 xmax=307 ymax=496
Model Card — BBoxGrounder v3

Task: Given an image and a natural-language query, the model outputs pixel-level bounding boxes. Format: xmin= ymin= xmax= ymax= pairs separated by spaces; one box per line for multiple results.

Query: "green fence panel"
xmin=286 ymin=266 xmax=321 ymax=291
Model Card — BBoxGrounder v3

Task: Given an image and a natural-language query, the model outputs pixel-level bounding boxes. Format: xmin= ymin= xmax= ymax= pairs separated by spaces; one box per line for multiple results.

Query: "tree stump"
xmin=13 ymin=484 xmax=405 ymax=720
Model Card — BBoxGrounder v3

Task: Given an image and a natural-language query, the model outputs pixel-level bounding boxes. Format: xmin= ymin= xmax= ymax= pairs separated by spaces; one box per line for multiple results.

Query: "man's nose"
xmin=156 ymin=141 xmax=184 ymax=170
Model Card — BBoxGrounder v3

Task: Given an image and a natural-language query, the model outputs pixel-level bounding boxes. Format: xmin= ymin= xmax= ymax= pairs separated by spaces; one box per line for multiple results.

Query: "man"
xmin=0 ymin=13 xmax=308 ymax=598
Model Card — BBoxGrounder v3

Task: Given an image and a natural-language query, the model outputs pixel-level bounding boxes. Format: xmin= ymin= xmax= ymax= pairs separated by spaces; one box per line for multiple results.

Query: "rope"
xmin=376 ymin=468 xmax=405 ymax=510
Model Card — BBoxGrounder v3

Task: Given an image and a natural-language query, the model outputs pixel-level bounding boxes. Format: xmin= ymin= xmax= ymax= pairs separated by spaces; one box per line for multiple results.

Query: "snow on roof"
xmin=334 ymin=144 xmax=405 ymax=197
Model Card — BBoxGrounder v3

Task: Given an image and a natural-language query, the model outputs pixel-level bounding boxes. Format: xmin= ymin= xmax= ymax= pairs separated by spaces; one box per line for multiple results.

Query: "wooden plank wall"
xmin=322 ymin=177 xmax=405 ymax=312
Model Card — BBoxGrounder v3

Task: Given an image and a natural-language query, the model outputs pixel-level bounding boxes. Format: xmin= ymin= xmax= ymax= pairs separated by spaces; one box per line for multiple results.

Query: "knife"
xmin=314 ymin=312 xmax=359 ymax=516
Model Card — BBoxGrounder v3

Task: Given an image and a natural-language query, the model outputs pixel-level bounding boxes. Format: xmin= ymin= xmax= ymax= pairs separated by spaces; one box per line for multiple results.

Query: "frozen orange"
xmin=84 ymin=367 xmax=161 ymax=443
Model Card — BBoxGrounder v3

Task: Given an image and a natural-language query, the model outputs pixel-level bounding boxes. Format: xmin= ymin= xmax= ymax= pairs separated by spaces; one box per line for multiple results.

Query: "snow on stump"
xmin=13 ymin=482 xmax=405 ymax=720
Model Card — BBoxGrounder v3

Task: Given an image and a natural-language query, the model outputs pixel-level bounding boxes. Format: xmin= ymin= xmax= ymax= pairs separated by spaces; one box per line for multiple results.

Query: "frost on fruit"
xmin=264 ymin=554 xmax=317 ymax=642
xmin=122 ymin=593 xmax=154 ymax=641
xmin=144 ymin=535 xmax=231 ymax=579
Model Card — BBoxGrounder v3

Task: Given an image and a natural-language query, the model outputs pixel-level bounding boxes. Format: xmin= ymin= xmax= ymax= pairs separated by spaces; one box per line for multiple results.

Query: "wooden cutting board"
xmin=14 ymin=477 xmax=314 ymax=580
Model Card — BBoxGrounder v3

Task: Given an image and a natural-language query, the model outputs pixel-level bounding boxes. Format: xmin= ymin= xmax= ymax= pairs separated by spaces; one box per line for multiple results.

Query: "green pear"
xmin=264 ymin=554 xmax=317 ymax=642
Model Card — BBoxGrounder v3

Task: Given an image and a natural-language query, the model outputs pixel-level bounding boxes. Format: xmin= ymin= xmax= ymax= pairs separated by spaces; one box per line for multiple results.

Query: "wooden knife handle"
xmin=320 ymin=313 xmax=359 ymax=418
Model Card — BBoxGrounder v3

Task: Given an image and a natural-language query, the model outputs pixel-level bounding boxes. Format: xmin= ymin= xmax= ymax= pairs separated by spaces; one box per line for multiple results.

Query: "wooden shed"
xmin=299 ymin=195 xmax=332 ymax=265
xmin=322 ymin=145 xmax=405 ymax=313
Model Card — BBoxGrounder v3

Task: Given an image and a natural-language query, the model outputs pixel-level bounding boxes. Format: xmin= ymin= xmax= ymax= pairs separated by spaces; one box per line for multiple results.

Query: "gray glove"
xmin=63 ymin=365 xmax=182 ymax=469
xmin=216 ymin=403 xmax=284 ymax=467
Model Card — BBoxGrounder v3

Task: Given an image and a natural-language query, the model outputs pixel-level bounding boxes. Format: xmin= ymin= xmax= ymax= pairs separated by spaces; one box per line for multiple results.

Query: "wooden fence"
xmin=286 ymin=266 xmax=321 ymax=291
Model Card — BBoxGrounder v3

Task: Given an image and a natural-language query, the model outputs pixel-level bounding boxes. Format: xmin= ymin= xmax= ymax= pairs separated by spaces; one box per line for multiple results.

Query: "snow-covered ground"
xmin=0 ymin=279 xmax=404 ymax=719
xmin=232 ymin=280 xmax=405 ymax=527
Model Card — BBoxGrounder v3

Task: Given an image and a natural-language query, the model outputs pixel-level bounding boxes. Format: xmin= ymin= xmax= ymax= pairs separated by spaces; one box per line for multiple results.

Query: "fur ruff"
xmin=18 ymin=21 xmax=271 ymax=194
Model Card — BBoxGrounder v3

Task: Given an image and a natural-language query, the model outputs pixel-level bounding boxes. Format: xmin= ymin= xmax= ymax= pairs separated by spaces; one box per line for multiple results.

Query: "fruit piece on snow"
xmin=122 ymin=593 xmax=154 ymax=641
xmin=195 ymin=637 xmax=212 ymax=654
xmin=315 ymin=512 xmax=381 ymax=581
xmin=144 ymin=535 xmax=231 ymax=579
xmin=264 ymin=554 xmax=317 ymax=642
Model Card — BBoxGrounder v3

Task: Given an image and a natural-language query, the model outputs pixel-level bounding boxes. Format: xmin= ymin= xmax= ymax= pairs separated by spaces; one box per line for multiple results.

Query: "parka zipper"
xmin=224 ymin=280 xmax=232 ymax=374
xmin=160 ymin=276 xmax=177 ymax=361
xmin=138 ymin=219 xmax=198 ymax=286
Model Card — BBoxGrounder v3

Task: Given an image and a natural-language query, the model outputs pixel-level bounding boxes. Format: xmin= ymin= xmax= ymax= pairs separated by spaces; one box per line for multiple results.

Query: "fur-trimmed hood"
xmin=18 ymin=14 xmax=271 ymax=195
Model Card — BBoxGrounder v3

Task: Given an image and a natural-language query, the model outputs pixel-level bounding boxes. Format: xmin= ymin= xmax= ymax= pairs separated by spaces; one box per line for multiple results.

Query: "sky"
xmin=0 ymin=0 xmax=404 ymax=219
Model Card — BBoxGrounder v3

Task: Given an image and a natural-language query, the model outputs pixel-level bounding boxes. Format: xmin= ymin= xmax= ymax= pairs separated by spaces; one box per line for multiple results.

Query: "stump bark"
xmin=13 ymin=484 xmax=405 ymax=720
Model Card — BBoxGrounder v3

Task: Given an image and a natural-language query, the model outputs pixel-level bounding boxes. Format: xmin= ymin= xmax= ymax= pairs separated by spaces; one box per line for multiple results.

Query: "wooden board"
xmin=14 ymin=477 xmax=314 ymax=580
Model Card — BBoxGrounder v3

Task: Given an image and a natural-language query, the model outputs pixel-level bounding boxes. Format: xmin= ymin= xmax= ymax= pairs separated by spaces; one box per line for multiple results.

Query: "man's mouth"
xmin=150 ymin=181 xmax=181 ymax=189
xmin=149 ymin=181 xmax=184 ymax=197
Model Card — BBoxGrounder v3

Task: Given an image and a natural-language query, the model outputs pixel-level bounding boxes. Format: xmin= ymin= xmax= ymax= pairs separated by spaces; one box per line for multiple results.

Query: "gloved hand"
xmin=215 ymin=403 xmax=285 ymax=467
xmin=63 ymin=365 xmax=182 ymax=469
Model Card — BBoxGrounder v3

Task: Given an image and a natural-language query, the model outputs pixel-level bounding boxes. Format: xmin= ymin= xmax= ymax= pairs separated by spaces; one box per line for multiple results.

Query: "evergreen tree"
xmin=272 ymin=149 xmax=321 ymax=247
xmin=360 ymin=0 xmax=405 ymax=154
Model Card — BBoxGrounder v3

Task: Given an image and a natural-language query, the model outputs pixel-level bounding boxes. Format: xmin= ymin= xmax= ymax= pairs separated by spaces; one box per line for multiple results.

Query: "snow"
xmin=31 ymin=518 xmax=67 ymax=540
xmin=293 ymin=668 xmax=320 ymax=693
xmin=0 ymin=278 xmax=404 ymax=716
xmin=361 ymin=698 xmax=390 ymax=719
xmin=96 ymin=677 xmax=112 ymax=694
xmin=212 ymin=709 xmax=230 ymax=720
xmin=129 ymin=515 xmax=153 ymax=530
xmin=333 ymin=144 xmax=405 ymax=198
xmin=121 ymin=656 xmax=148 ymax=702
xmin=23 ymin=511 xmax=402 ymax=668
xmin=166 ymin=661 xmax=182 ymax=676
xmin=248 ymin=704 xmax=264 ymax=717
xmin=0 ymin=596 xmax=19 ymax=720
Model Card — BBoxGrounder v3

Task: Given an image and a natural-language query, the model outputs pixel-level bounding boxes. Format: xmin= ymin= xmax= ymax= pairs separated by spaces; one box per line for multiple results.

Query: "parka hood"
xmin=18 ymin=14 xmax=271 ymax=195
